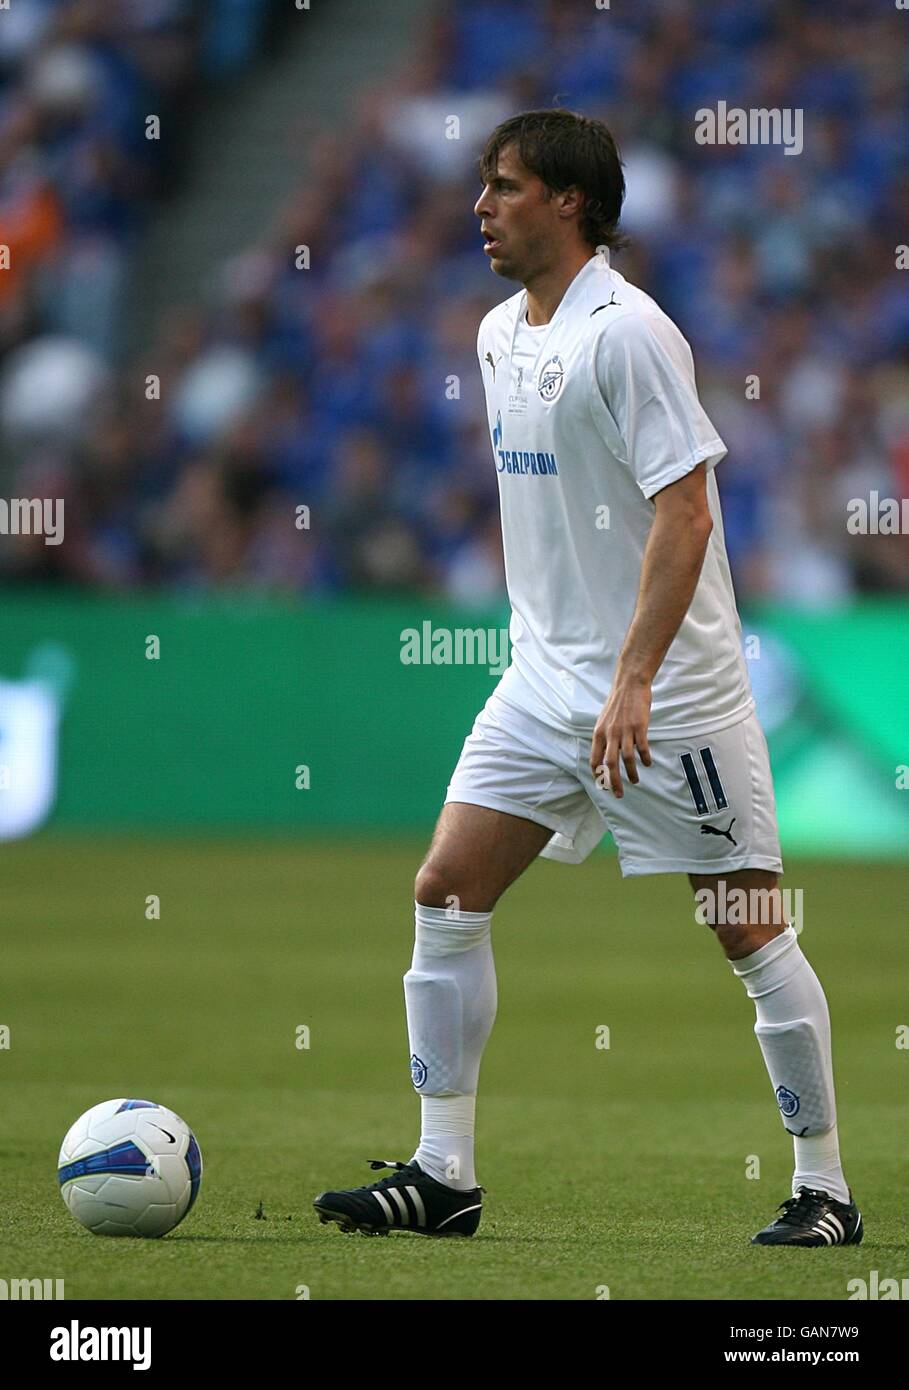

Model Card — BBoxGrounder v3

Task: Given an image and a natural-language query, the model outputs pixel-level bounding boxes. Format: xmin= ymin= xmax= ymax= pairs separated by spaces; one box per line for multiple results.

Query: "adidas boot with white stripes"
xmin=751 ymin=1186 xmax=863 ymax=1246
xmin=313 ymin=1159 xmax=483 ymax=1237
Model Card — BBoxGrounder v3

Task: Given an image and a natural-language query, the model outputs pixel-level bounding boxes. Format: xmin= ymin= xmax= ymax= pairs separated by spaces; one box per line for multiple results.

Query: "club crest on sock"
xmin=776 ymin=1085 xmax=800 ymax=1117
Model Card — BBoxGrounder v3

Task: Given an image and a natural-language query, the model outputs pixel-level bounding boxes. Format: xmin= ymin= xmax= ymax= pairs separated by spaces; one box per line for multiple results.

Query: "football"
xmin=58 ymin=1098 xmax=202 ymax=1238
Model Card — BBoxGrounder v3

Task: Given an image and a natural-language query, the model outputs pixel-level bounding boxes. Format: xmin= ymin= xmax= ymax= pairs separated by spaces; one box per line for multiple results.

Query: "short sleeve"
xmin=593 ymin=313 xmax=726 ymax=499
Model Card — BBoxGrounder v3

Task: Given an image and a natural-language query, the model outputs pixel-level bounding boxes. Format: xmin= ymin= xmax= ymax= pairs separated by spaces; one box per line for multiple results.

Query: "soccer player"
xmin=313 ymin=110 xmax=861 ymax=1248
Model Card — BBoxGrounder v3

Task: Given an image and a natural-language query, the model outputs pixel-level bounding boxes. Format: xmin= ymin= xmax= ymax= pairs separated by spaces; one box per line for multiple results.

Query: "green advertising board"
xmin=0 ymin=591 xmax=907 ymax=855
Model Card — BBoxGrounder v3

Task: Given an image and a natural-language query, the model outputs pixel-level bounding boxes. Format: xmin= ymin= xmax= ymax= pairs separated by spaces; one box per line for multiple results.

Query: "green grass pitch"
xmin=1 ymin=835 xmax=906 ymax=1300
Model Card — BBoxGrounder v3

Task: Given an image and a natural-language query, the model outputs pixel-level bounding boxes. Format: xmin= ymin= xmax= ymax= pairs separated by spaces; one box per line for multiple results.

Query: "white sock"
xmin=731 ymin=926 xmax=849 ymax=1204
xmin=404 ymin=903 xmax=496 ymax=1192
xmin=792 ymin=1123 xmax=849 ymax=1203
xmin=411 ymin=1096 xmax=477 ymax=1191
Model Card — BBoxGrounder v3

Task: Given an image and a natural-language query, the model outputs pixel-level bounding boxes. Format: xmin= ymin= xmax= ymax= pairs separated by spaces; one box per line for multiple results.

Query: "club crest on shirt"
xmin=538 ymin=355 xmax=566 ymax=402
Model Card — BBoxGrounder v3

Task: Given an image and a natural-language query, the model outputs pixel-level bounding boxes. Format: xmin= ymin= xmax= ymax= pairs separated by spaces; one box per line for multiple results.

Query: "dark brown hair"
xmin=478 ymin=108 xmax=628 ymax=253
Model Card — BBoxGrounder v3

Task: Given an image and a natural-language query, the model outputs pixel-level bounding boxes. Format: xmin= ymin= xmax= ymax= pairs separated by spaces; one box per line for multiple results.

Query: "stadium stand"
xmin=1 ymin=0 xmax=907 ymax=599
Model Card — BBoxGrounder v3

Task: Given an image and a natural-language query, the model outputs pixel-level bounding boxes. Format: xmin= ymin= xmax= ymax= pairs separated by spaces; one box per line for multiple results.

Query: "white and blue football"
xmin=58 ymin=1098 xmax=202 ymax=1237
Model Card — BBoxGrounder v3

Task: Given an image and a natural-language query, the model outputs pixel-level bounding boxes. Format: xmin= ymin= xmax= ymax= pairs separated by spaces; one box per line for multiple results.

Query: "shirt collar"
xmin=512 ymin=251 xmax=610 ymax=354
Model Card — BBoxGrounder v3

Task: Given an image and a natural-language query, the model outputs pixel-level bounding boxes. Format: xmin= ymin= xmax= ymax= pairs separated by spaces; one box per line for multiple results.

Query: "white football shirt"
xmin=476 ymin=250 xmax=754 ymax=739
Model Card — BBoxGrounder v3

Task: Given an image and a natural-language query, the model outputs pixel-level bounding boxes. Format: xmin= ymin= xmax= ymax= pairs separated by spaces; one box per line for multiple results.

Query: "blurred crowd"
xmin=1 ymin=0 xmax=908 ymax=603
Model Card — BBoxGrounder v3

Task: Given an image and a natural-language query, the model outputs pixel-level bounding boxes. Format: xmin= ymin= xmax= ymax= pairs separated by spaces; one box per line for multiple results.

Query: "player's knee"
xmin=712 ymin=921 xmax=786 ymax=959
xmin=414 ymin=861 xmax=469 ymax=910
xmin=711 ymin=921 xmax=750 ymax=956
xmin=414 ymin=860 xmax=496 ymax=913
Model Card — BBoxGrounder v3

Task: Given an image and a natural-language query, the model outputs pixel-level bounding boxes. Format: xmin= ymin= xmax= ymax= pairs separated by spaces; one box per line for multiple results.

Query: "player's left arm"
xmin=589 ymin=463 xmax=713 ymax=794
xmin=590 ymin=313 xmax=725 ymax=794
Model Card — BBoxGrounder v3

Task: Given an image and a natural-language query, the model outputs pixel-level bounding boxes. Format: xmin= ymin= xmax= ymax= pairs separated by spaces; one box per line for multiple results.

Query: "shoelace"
xmin=364 ymin=1158 xmax=486 ymax=1196
xmin=359 ymin=1158 xmax=415 ymax=1191
xmin=776 ymin=1188 xmax=833 ymax=1226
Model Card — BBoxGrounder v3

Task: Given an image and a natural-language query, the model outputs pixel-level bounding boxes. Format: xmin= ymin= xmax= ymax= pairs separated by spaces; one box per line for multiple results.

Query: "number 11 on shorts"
xmin=680 ymin=747 xmax=728 ymax=816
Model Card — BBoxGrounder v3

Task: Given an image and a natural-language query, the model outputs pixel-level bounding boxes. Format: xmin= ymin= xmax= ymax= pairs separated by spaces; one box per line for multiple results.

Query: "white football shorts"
xmin=444 ymin=688 xmax=783 ymax=877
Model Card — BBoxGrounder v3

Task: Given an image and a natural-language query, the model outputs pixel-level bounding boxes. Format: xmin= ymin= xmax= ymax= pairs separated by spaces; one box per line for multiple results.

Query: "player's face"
xmin=475 ymin=145 xmax=560 ymax=283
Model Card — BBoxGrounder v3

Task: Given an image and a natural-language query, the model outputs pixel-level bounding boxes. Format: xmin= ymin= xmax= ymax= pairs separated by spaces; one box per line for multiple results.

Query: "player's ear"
xmin=558 ymin=184 xmax=584 ymax=221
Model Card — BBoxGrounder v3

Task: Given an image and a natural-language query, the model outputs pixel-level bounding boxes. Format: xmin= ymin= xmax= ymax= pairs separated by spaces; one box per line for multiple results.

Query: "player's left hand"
xmin=590 ymin=677 xmax=653 ymax=796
